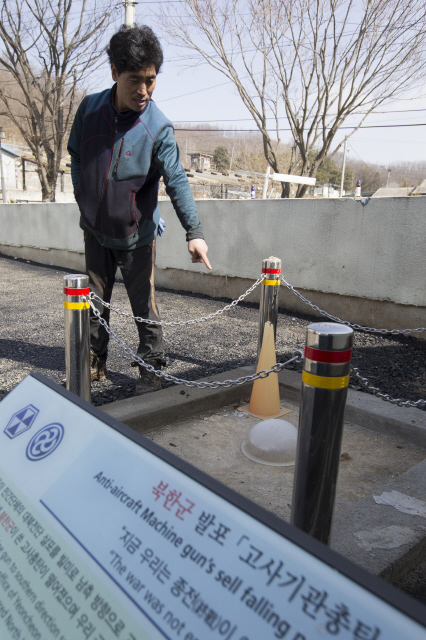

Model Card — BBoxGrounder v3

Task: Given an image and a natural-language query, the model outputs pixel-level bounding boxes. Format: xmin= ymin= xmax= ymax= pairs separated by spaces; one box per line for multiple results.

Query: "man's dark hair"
xmin=107 ymin=25 xmax=164 ymax=75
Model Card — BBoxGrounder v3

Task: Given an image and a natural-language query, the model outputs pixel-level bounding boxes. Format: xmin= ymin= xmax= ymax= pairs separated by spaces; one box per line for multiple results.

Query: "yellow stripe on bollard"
xmin=262 ymin=279 xmax=280 ymax=285
xmin=64 ymin=302 xmax=90 ymax=309
xmin=302 ymin=371 xmax=349 ymax=389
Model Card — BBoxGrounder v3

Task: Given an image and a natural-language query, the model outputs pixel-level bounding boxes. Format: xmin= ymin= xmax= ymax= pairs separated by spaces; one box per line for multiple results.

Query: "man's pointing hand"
xmin=188 ymin=238 xmax=212 ymax=270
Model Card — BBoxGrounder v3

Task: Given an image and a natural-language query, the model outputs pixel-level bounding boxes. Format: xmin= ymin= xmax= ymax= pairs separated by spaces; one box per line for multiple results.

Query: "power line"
xmin=3 ymin=4 xmax=122 ymax=19
xmin=156 ymin=76 xmax=426 ymax=114
xmin=2 ymin=111 xmax=425 ymax=130
xmin=3 ymin=108 xmax=424 ymax=132
xmin=5 ymin=112 xmax=423 ymax=129
xmin=175 ymin=123 xmax=426 ymax=132
xmin=157 ymin=80 xmax=233 ymax=103
xmin=171 ymin=108 xmax=426 ymax=123
xmin=347 ymin=143 xmax=374 ymax=170
xmin=349 ymin=137 xmax=425 ymax=145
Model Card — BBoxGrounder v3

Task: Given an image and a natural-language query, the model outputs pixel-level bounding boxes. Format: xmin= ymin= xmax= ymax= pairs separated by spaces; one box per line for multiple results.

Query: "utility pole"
xmin=123 ymin=0 xmax=136 ymax=26
xmin=0 ymin=127 xmax=7 ymax=204
xmin=387 ymin=167 xmax=391 ymax=188
xmin=340 ymin=138 xmax=347 ymax=198
xmin=229 ymin=144 xmax=234 ymax=172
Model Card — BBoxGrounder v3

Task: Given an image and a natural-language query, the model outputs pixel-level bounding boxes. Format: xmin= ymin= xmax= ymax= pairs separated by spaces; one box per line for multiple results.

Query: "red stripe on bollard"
xmin=304 ymin=346 xmax=352 ymax=363
xmin=64 ymin=287 xmax=90 ymax=296
xmin=262 ymin=268 xmax=281 ymax=274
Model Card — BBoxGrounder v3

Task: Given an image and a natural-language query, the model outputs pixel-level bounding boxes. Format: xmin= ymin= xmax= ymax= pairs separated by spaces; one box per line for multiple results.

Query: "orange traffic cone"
xmin=239 ymin=321 xmax=291 ymax=419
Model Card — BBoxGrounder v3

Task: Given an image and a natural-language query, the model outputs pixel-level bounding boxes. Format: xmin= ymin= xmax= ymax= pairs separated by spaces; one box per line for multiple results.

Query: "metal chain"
xmin=280 ymin=276 xmax=426 ymax=335
xmin=86 ymin=275 xmax=265 ymax=326
xmin=89 ymin=301 xmax=303 ymax=388
xmin=85 ymin=275 xmax=425 ymax=405
xmin=351 ymin=366 xmax=426 ymax=408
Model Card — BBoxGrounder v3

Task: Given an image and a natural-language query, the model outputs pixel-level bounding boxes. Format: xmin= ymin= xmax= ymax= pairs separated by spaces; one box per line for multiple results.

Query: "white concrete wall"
xmin=157 ymin=197 xmax=425 ymax=307
xmin=7 ymin=189 xmax=76 ymax=203
xmin=0 ymin=202 xmax=83 ymax=252
xmin=0 ymin=197 xmax=425 ymax=330
xmin=0 ymin=203 xmax=85 ymax=271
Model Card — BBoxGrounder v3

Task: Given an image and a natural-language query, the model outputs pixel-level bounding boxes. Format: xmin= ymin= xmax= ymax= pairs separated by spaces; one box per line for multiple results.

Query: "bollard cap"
xmin=305 ymin=322 xmax=353 ymax=351
xmin=64 ymin=274 xmax=89 ymax=289
xmin=262 ymin=256 xmax=281 ymax=271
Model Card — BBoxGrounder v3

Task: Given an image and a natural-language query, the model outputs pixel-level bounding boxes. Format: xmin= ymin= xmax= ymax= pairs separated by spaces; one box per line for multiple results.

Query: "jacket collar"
xmin=109 ymin=84 xmax=151 ymax=128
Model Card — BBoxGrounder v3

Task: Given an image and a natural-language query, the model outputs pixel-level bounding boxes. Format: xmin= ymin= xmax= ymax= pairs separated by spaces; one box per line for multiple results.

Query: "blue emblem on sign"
xmin=5 ymin=405 xmax=39 ymax=439
xmin=26 ymin=423 xmax=64 ymax=461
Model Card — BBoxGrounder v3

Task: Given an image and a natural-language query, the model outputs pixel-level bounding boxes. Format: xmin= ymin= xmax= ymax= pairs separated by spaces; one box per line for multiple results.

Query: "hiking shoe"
xmin=134 ymin=369 xmax=162 ymax=396
xmin=91 ymin=352 xmax=107 ymax=382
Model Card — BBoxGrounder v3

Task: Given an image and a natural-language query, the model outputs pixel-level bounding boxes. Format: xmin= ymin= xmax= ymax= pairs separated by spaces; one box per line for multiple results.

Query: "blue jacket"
xmin=67 ymin=86 xmax=204 ymax=249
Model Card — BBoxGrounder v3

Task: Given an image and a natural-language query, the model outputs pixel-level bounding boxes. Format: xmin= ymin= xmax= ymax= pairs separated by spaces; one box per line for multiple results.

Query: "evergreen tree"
xmin=314 ymin=156 xmax=353 ymax=190
xmin=213 ymin=146 xmax=230 ymax=172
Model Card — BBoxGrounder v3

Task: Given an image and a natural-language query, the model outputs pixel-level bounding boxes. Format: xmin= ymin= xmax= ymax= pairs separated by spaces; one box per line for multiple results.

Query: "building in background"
xmin=0 ymin=144 xmax=20 ymax=191
xmin=188 ymin=152 xmax=214 ymax=172
xmin=0 ymin=143 xmax=74 ymax=203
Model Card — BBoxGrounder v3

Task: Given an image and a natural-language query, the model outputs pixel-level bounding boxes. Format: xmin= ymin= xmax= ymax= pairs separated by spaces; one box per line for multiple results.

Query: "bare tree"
xmin=233 ymin=134 xmax=292 ymax=174
xmin=157 ymin=0 xmax=426 ymax=197
xmin=0 ymin=0 xmax=119 ymax=201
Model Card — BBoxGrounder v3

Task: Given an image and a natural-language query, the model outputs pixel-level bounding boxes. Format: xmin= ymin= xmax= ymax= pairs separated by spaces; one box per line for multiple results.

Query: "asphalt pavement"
xmin=1 ymin=253 xmax=425 ymax=410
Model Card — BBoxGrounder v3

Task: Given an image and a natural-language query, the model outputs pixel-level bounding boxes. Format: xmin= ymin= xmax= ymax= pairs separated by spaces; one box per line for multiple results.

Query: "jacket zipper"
xmin=113 ymin=138 xmax=124 ymax=174
xmin=100 ymin=113 xmax=118 ymax=244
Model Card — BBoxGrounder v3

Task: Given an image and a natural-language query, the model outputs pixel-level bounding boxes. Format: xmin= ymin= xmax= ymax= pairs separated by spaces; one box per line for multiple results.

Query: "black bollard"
xmin=291 ymin=322 xmax=353 ymax=545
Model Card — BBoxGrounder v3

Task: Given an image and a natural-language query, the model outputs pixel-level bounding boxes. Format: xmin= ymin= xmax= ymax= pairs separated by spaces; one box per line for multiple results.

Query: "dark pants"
xmin=85 ymin=233 xmax=164 ymax=367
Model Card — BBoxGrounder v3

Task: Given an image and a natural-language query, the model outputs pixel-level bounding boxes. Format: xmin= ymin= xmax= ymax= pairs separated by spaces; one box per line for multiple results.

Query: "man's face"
xmin=111 ymin=64 xmax=157 ymax=113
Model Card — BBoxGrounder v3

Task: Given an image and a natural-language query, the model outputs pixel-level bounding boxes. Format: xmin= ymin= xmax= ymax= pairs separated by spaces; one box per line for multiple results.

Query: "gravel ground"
xmin=1 ymin=253 xmax=426 ymax=410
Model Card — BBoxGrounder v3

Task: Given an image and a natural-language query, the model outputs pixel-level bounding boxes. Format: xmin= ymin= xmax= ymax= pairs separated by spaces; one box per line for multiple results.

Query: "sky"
xmin=89 ymin=3 xmax=426 ymax=170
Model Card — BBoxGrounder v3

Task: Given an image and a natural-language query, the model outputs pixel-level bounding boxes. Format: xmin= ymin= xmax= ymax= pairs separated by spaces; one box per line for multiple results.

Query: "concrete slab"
xmin=102 ymin=366 xmax=426 ymax=448
xmin=101 ymin=365 xmax=426 ymax=601
xmin=331 ymin=459 xmax=426 ymax=576
xmin=130 ymin=402 xmax=424 ymax=521
xmin=102 ymin=365 xmax=258 ymax=434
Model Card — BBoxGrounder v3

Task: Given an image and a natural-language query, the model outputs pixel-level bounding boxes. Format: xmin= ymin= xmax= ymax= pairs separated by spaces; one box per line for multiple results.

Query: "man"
xmin=68 ymin=25 xmax=211 ymax=394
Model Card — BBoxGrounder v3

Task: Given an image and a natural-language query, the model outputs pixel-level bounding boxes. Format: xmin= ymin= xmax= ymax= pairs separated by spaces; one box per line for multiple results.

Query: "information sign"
xmin=0 ymin=372 xmax=425 ymax=640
